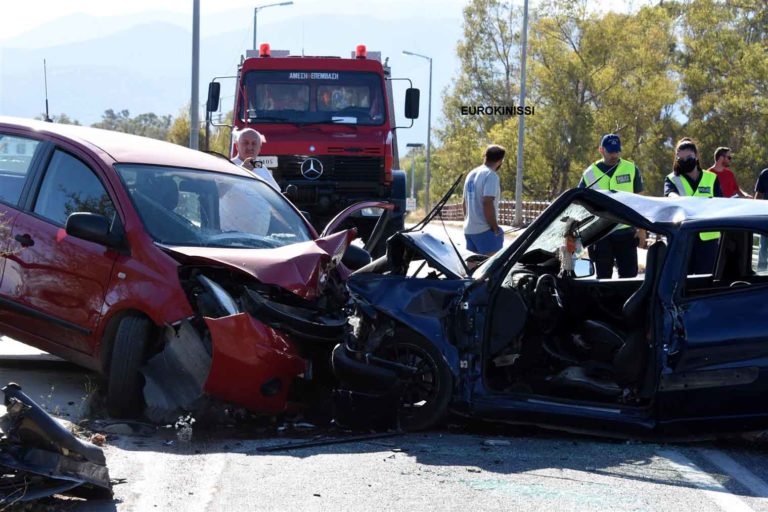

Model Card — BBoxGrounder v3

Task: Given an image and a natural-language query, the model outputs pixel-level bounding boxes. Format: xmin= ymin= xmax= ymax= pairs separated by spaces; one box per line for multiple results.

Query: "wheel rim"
xmin=381 ymin=342 xmax=439 ymax=421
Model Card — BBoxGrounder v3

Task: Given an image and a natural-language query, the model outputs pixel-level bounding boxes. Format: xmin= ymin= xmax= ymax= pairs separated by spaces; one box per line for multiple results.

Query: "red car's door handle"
xmin=14 ymin=234 xmax=34 ymax=247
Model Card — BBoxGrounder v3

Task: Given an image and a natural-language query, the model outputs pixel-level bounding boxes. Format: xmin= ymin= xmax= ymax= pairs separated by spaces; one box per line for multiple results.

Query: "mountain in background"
xmin=0 ymin=9 xmax=462 ymax=153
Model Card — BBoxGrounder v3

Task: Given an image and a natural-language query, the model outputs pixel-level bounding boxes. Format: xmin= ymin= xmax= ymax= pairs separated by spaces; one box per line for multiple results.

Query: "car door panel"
xmin=0 ymin=206 xmax=20 ymax=291
xmin=658 ymin=281 xmax=768 ymax=423
xmin=0 ymin=132 xmax=46 ymax=335
xmin=0 ymin=149 xmax=119 ymax=355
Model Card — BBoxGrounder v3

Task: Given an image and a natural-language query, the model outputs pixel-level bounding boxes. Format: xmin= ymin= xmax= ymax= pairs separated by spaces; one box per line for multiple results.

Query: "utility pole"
xmin=190 ymin=0 xmax=200 ymax=150
xmin=406 ymin=142 xmax=425 ymax=206
xmin=402 ymin=50 xmax=433 ymax=211
xmin=514 ymin=0 xmax=529 ymax=226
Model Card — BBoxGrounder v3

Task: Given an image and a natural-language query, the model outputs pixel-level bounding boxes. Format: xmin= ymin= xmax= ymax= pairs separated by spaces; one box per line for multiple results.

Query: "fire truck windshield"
xmin=240 ymin=71 xmax=386 ymax=126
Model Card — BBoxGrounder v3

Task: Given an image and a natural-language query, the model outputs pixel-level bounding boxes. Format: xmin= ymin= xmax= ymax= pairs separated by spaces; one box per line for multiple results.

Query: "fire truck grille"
xmin=273 ymin=156 xmax=384 ymax=182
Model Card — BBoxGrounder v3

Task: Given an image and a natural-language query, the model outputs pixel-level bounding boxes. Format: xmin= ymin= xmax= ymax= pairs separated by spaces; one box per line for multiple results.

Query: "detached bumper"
xmin=204 ymin=313 xmax=307 ymax=413
xmin=0 ymin=383 xmax=112 ymax=504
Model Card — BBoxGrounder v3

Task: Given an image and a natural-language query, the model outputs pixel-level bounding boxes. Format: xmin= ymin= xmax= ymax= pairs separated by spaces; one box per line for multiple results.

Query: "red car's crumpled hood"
xmin=159 ymin=229 xmax=354 ymax=300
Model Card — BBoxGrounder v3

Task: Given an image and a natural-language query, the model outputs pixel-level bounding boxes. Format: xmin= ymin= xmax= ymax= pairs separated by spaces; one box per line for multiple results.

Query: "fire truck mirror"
xmin=207 ymin=82 xmax=221 ymax=113
xmin=404 ymin=88 xmax=420 ymax=119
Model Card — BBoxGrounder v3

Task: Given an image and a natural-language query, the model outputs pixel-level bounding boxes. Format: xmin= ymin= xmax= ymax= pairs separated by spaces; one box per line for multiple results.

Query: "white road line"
xmin=658 ymin=449 xmax=755 ymax=512
xmin=699 ymin=449 xmax=768 ymax=500
xmin=188 ymin=452 xmax=228 ymax=512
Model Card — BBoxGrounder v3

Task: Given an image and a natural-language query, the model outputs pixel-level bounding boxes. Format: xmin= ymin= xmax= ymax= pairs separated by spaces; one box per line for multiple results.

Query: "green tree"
xmin=35 ymin=113 xmax=81 ymax=125
xmin=92 ymin=109 xmax=172 ymax=140
xmin=676 ymin=0 xmax=768 ymax=187
xmin=430 ymin=0 xmax=527 ymax=203
xmin=434 ymin=0 xmax=679 ymax=202
xmin=526 ymin=1 xmax=677 ymax=196
xmin=166 ymin=106 xmax=206 ymax=149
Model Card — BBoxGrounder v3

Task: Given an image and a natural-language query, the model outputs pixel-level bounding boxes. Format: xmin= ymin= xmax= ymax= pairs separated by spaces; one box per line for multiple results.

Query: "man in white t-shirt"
xmin=231 ymin=128 xmax=281 ymax=192
xmin=463 ymin=144 xmax=506 ymax=255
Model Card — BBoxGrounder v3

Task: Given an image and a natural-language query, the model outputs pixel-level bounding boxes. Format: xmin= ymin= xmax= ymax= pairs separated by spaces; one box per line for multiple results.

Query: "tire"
xmin=377 ymin=335 xmax=453 ymax=431
xmin=106 ymin=316 xmax=152 ymax=418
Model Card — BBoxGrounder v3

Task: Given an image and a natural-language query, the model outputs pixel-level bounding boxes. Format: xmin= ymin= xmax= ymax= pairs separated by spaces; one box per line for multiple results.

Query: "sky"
xmin=0 ymin=0 xmax=469 ymax=41
xmin=0 ymin=0 xmax=638 ymax=43
xmin=0 ymin=0 xmax=640 ymax=155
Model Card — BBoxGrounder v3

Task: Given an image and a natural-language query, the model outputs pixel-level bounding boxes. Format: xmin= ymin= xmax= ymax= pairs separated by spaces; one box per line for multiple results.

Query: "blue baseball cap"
xmin=600 ymin=134 xmax=621 ymax=153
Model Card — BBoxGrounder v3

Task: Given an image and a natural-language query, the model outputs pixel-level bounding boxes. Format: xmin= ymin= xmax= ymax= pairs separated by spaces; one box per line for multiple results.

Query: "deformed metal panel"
xmin=141 ymin=321 xmax=212 ymax=423
xmin=0 ymin=383 xmax=112 ymax=504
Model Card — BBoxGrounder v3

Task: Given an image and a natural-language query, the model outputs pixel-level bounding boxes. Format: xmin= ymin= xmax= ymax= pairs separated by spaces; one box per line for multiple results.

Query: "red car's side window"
xmin=33 ymin=150 xmax=116 ymax=227
xmin=0 ymin=134 xmax=41 ymax=206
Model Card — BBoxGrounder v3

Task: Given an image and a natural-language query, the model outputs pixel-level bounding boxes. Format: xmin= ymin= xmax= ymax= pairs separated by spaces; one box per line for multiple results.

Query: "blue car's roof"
xmin=581 ymin=189 xmax=768 ymax=226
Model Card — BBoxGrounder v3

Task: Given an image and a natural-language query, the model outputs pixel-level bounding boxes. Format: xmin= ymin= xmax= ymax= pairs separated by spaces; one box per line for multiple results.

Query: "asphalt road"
xmin=76 ymin=428 xmax=768 ymax=511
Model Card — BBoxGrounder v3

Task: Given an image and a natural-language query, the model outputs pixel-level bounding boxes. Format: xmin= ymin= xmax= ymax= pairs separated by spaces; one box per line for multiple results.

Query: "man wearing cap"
xmin=578 ymin=133 xmax=645 ymax=278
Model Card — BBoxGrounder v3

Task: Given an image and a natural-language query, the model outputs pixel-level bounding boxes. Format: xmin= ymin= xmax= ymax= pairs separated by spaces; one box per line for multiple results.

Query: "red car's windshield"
xmin=116 ymin=164 xmax=313 ymax=248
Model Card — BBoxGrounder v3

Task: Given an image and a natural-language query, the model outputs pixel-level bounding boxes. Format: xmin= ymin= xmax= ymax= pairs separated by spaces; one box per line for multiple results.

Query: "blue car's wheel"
xmin=377 ymin=335 xmax=452 ymax=431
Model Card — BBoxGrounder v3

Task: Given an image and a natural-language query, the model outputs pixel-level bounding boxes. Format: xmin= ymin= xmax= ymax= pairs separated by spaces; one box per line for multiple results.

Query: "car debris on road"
xmin=0 ymin=383 xmax=112 ymax=505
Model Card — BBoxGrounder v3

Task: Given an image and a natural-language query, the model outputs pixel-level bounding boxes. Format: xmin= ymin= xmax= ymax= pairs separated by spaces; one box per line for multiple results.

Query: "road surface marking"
xmin=699 ymin=449 xmax=768 ymax=499
xmin=658 ymin=449 xmax=755 ymax=512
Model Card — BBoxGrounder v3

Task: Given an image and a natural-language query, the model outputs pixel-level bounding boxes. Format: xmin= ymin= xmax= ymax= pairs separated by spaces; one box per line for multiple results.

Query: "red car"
xmin=0 ymin=117 xmax=389 ymax=419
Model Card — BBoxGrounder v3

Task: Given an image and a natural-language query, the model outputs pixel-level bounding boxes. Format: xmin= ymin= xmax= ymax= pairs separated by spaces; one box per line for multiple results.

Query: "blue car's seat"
xmin=582 ymin=240 xmax=667 ymax=385
xmin=552 ymin=240 xmax=667 ymax=395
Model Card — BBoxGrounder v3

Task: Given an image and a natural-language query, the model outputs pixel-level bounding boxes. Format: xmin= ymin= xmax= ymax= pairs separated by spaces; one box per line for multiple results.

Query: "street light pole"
xmin=514 ymin=0 xmax=529 ymax=226
xmin=190 ymin=0 xmax=200 ymax=150
xmin=253 ymin=2 xmax=294 ymax=50
xmin=406 ymin=142 xmax=425 ymax=205
xmin=402 ymin=50 xmax=433 ymax=211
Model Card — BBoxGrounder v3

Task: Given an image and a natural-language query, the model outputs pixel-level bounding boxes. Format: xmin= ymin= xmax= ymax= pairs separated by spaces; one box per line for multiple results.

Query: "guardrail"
xmin=438 ymin=200 xmax=551 ymax=227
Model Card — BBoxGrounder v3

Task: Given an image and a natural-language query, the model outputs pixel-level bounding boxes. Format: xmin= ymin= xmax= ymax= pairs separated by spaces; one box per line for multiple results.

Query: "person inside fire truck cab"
xmin=272 ymin=87 xmax=304 ymax=110
xmin=319 ymin=90 xmax=333 ymax=110
xmin=231 ymin=128 xmax=280 ymax=192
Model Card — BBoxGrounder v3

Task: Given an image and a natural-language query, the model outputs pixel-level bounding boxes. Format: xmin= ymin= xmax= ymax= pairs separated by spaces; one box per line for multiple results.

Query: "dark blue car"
xmin=332 ymin=187 xmax=768 ymax=436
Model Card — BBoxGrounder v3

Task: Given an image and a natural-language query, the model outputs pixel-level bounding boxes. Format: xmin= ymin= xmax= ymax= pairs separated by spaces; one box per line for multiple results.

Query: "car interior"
xmin=484 ymin=200 xmax=768 ymax=407
xmin=483 ymin=199 xmax=666 ymax=406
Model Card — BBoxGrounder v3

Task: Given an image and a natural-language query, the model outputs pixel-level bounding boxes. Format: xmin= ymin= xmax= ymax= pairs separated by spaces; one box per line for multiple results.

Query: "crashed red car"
xmin=0 ymin=117 xmax=391 ymax=419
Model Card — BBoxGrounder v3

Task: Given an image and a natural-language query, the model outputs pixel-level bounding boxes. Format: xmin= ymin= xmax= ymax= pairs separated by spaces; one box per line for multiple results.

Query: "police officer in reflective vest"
xmin=664 ymin=137 xmax=723 ymax=274
xmin=578 ymin=133 xmax=645 ymax=278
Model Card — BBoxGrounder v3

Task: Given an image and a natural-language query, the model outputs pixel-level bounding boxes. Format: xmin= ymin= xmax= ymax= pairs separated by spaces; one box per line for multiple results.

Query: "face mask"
xmin=677 ymin=157 xmax=698 ymax=174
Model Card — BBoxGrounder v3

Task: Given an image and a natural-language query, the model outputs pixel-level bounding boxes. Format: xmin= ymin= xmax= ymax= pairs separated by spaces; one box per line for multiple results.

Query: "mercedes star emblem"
xmin=300 ymin=157 xmax=323 ymax=180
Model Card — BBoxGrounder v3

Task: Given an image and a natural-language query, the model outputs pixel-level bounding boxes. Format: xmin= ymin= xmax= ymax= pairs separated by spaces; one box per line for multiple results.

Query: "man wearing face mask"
xmin=665 ymin=137 xmax=723 ymax=274
xmin=578 ymin=133 xmax=645 ymax=278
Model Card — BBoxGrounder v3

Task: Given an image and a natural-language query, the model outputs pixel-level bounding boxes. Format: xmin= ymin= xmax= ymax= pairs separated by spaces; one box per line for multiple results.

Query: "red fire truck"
xmin=206 ymin=44 xmax=420 ymax=256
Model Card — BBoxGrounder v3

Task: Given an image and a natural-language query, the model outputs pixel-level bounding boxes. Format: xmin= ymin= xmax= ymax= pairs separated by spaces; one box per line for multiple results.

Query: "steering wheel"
xmin=533 ymin=273 xmax=564 ymax=333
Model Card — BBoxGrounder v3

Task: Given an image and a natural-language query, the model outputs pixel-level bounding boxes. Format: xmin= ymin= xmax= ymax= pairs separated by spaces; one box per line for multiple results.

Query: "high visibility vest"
xmin=666 ymin=170 xmax=720 ymax=241
xmin=583 ymin=159 xmax=636 ymax=192
xmin=583 ymin=159 xmax=636 ymax=231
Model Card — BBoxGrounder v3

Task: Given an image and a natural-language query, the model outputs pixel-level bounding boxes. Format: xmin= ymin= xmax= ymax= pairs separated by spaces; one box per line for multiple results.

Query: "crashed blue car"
xmin=332 ymin=186 xmax=768 ymax=435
